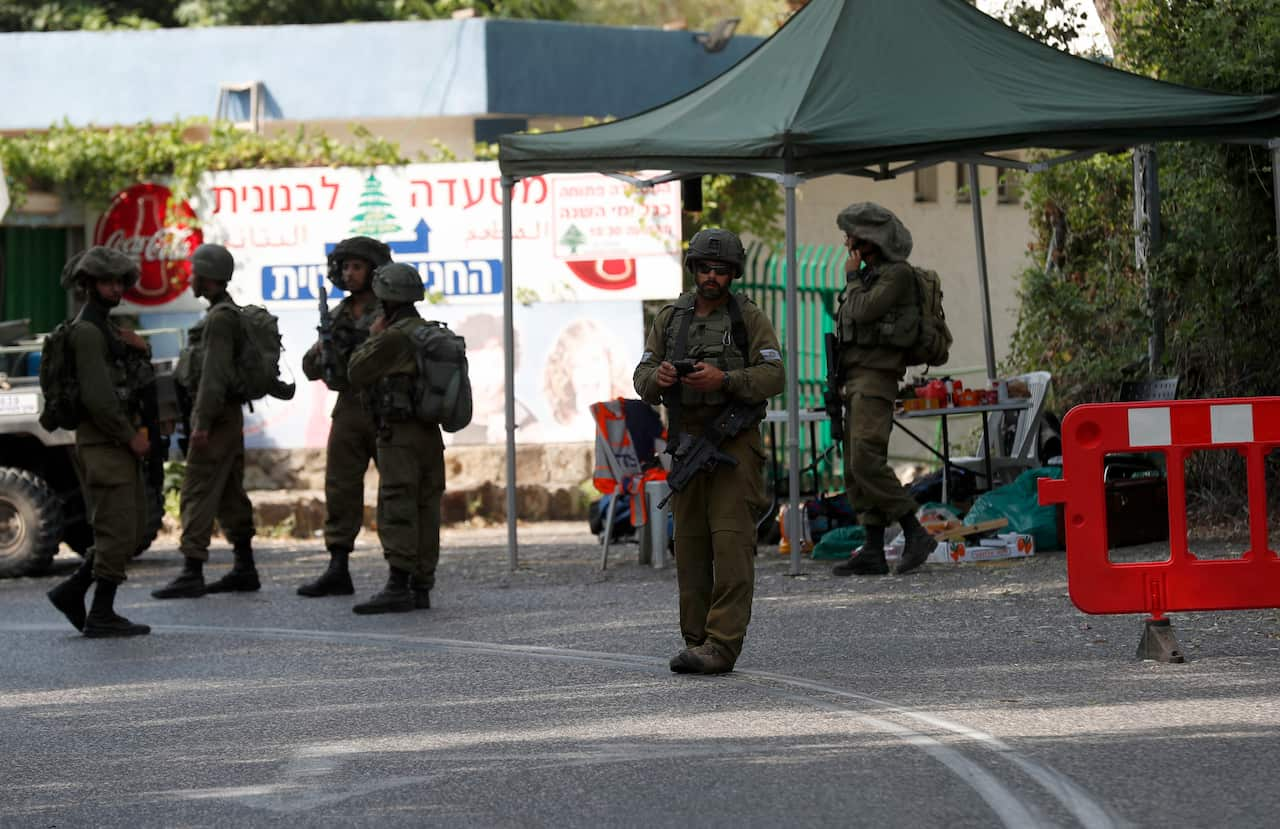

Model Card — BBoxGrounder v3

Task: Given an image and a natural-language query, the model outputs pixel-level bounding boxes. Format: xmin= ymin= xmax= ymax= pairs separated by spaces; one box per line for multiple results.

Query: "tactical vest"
xmin=83 ymin=307 xmax=151 ymax=415
xmin=662 ymin=292 xmax=751 ymax=410
xmin=836 ymin=265 xmax=920 ymax=352
xmin=368 ymin=318 xmax=423 ymax=422
xmin=325 ymin=297 xmax=377 ymax=393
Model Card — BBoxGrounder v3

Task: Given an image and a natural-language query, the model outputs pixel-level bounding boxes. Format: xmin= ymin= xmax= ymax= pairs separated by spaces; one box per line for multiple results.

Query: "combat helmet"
xmin=684 ymin=228 xmax=747 ymax=278
xmin=327 ymin=236 xmax=393 ymax=290
xmin=190 ymin=244 xmax=236 ymax=282
xmin=60 ymin=246 xmax=140 ymax=291
xmin=836 ymin=202 xmax=914 ymax=263
xmin=372 ymin=263 xmax=424 ymax=304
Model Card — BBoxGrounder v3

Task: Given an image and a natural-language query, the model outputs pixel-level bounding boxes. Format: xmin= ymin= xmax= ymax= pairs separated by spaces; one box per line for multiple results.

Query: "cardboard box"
xmin=886 ymin=532 xmax=1035 ymax=564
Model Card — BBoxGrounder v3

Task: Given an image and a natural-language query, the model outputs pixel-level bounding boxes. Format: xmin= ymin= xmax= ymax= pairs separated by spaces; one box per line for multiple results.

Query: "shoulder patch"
xmin=759 ymin=348 xmax=782 ymax=362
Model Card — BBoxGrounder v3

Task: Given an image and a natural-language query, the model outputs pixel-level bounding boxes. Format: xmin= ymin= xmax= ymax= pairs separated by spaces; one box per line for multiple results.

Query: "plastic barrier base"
xmin=1136 ymin=617 xmax=1187 ymax=664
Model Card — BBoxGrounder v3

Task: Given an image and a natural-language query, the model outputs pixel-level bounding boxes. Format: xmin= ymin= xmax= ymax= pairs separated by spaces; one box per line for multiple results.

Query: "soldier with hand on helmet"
xmin=152 ymin=244 xmax=259 ymax=600
xmin=345 ymin=263 xmax=446 ymax=615
xmin=633 ymin=228 xmax=784 ymax=675
xmin=45 ymin=247 xmax=153 ymax=637
xmin=297 ymin=236 xmax=391 ymax=598
xmin=830 ymin=203 xmax=936 ymax=577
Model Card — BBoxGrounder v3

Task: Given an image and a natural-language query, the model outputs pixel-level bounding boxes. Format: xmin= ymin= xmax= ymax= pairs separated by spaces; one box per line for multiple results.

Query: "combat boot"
xmin=297 ymin=549 xmax=353 ymax=597
xmin=895 ymin=512 xmax=936 ymax=575
xmin=409 ymin=575 xmax=431 ymax=610
xmin=832 ymin=526 xmax=889 ymax=576
xmin=352 ymin=566 xmax=414 ymax=615
xmin=152 ymin=557 xmax=206 ymax=599
xmin=207 ymin=540 xmax=261 ymax=593
xmin=670 ymin=643 xmax=733 ymax=675
xmin=83 ymin=579 xmax=150 ymax=638
xmin=47 ymin=552 xmax=96 ymax=631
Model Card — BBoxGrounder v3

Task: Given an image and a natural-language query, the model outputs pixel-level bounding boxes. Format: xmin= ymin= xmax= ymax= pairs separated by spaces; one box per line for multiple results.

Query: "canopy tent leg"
xmin=501 ymin=176 xmax=519 ymax=570
xmin=1272 ymin=140 xmax=1280 ymax=270
xmin=784 ymin=178 xmax=803 ymax=576
xmin=1134 ymin=145 xmax=1164 ymax=373
xmin=967 ymin=163 xmax=998 ymax=386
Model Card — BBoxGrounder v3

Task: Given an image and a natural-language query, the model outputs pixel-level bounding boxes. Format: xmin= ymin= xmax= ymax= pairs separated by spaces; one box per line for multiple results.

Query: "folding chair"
xmin=590 ymin=398 xmax=664 ymax=570
xmin=950 ymin=371 xmax=1053 ymax=488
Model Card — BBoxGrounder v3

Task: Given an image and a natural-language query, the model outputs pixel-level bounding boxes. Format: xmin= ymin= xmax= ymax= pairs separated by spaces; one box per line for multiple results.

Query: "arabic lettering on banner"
xmin=171 ymin=162 xmax=680 ymax=311
xmin=241 ymin=301 xmax=644 ymax=449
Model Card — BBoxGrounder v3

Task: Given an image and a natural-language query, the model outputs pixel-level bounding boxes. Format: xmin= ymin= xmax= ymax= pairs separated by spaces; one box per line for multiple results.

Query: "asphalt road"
xmin=2 ymin=523 xmax=1278 ymax=827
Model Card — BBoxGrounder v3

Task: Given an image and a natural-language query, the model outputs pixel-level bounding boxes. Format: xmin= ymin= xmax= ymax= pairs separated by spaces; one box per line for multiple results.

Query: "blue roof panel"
xmin=0 ymin=19 xmax=762 ymax=132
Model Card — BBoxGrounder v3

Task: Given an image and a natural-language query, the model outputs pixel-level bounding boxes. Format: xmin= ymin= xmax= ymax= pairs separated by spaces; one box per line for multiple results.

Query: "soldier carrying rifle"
xmin=633 ymin=228 xmax=784 ymax=675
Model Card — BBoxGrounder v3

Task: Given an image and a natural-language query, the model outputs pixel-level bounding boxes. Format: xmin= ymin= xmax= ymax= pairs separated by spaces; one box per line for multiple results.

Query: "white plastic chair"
xmin=950 ymin=371 xmax=1053 ymax=488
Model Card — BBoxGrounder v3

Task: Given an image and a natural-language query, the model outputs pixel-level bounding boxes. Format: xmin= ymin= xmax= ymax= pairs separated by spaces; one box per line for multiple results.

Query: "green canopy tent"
xmin=496 ymin=0 xmax=1280 ymax=571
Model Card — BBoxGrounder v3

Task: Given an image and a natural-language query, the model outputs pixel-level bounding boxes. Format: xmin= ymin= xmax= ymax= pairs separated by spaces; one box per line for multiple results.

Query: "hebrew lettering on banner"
xmin=176 ymin=161 xmax=679 ymax=311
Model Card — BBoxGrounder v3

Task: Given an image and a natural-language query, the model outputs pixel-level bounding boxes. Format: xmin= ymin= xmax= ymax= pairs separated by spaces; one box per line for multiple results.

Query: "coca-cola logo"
xmin=93 ymin=183 xmax=202 ymax=306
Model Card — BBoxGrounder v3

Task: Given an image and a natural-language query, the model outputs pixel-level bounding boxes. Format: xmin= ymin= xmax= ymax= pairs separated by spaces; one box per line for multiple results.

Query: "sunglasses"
xmin=696 ymin=262 xmax=734 ymax=277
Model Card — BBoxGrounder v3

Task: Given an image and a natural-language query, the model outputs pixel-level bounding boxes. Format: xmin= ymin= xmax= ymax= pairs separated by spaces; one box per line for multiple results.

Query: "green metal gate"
xmin=739 ymin=242 xmax=847 ymax=495
xmin=2 ymin=227 xmax=68 ymax=334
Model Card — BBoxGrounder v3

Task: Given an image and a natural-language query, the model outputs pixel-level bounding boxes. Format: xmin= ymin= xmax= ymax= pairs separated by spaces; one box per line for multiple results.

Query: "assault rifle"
xmin=823 ymin=332 xmax=844 ymax=444
xmin=657 ymin=400 xmax=764 ymax=509
xmin=317 ymin=285 xmax=341 ymax=389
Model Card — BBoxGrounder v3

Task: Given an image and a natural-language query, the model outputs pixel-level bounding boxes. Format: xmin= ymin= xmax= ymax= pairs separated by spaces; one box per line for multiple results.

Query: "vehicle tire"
xmin=0 ymin=467 xmax=64 ymax=578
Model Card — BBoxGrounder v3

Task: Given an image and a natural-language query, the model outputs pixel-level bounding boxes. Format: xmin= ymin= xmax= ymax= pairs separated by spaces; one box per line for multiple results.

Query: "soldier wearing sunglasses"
xmin=634 ymin=228 xmax=784 ymax=675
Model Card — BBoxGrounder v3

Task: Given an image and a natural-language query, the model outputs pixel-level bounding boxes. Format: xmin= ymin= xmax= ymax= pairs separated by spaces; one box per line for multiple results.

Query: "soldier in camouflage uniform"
xmin=830 ymin=203 xmax=936 ymax=577
xmin=634 ymin=229 xmax=784 ymax=675
xmin=346 ymin=263 xmax=444 ymax=614
xmin=297 ymin=236 xmax=391 ymax=597
xmin=153 ymin=244 xmax=259 ymax=599
xmin=45 ymin=247 xmax=152 ymax=637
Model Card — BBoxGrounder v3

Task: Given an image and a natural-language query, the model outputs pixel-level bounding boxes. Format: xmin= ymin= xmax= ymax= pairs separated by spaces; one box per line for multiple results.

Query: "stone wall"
xmin=242 ymin=442 xmax=595 ymax=538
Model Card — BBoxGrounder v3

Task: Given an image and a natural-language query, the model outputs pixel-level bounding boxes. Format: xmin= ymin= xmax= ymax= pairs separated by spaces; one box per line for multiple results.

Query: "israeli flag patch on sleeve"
xmin=760 ymin=349 xmax=782 ymax=362
xmin=642 ymin=351 xmax=653 ymax=362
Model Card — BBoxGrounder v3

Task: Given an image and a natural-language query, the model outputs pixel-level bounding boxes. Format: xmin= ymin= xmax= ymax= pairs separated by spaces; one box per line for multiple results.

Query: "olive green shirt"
xmin=189 ymin=294 xmax=241 ymax=432
xmin=633 ymin=291 xmax=784 ymax=426
xmin=69 ymin=307 xmax=140 ymax=447
xmin=838 ymin=261 xmax=915 ymax=395
xmin=348 ymin=311 xmax=421 ymax=389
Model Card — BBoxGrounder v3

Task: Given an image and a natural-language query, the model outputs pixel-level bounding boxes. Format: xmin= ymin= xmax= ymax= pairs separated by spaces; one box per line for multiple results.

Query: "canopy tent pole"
xmin=784 ymin=177 xmax=803 ymax=576
xmin=1272 ymin=139 xmax=1280 ymax=269
xmin=501 ymin=176 xmax=519 ymax=570
xmin=1133 ymin=145 xmax=1164 ymax=373
xmin=967 ymin=163 xmax=999 ymax=385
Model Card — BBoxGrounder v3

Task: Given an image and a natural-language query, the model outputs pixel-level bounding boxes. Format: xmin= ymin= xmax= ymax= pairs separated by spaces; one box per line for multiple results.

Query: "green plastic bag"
xmin=963 ymin=466 xmax=1063 ymax=551
xmin=811 ymin=525 xmax=866 ymax=560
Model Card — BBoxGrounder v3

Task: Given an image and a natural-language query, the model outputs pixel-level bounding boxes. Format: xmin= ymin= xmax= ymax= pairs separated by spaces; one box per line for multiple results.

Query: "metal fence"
xmin=739 ymin=242 xmax=847 ymax=496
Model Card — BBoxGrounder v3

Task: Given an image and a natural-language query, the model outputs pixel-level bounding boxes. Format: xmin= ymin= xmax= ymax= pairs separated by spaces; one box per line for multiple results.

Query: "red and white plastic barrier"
xmin=1038 ymin=397 xmax=1280 ymax=617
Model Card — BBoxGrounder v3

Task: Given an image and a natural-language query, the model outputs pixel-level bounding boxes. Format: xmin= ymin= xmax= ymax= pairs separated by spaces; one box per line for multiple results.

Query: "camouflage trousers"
xmin=77 ymin=441 xmax=145 ymax=584
xmin=324 ymin=395 xmax=377 ymax=555
xmin=670 ymin=425 xmax=768 ymax=666
xmin=180 ymin=404 xmax=255 ymax=560
xmin=843 ymin=390 xmax=917 ymax=527
xmin=375 ymin=419 xmax=445 ymax=587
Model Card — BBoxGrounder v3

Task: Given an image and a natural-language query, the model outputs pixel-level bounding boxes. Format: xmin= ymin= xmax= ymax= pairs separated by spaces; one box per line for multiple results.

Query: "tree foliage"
xmin=1006 ymin=0 xmax=1280 ymax=513
xmin=0 ymin=119 xmax=411 ymax=206
xmin=0 ymin=0 xmax=578 ymax=29
xmin=994 ymin=0 xmax=1090 ymax=52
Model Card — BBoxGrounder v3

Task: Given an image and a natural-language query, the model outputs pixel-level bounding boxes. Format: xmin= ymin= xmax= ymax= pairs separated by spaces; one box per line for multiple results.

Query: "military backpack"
xmin=408 ymin=321 xmax=473 ymax=432
xmin=904 ymin=266 xmax=953 ymax=368
xmin=176 ymin=304 xmax=291 ymax=402
xmin=37 ymin=322 xmax=79 ymax=432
